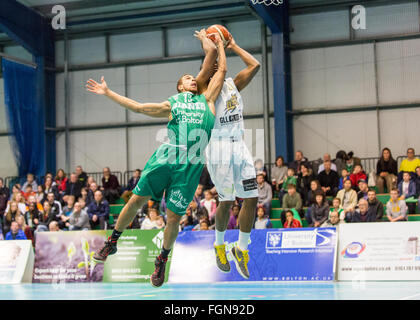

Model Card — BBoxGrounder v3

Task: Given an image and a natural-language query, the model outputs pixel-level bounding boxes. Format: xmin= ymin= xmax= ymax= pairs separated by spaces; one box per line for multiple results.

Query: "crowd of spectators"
xmin=1 ymin=146 xmax=419 ymax=242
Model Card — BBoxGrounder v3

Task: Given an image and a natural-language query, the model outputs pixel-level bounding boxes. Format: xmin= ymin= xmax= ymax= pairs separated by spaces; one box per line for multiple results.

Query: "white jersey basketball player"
xmin=197 ymin=32 xmax=261 ymax=279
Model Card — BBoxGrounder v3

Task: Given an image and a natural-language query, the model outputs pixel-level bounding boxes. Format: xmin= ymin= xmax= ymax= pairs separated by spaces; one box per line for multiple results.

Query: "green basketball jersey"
xmin=166 ymin=92 xmax=215 ymax=163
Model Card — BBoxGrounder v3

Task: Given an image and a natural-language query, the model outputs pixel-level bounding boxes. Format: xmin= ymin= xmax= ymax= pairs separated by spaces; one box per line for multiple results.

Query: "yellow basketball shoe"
xmin=231 ymin=246 xmax=250 ymax=279
xmin=214 ymin=243 xmax=231 ymax=273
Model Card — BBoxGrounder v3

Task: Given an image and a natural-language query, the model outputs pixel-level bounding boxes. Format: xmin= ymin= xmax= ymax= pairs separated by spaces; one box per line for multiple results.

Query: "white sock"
xmin=215 ymin=229 xmax=226 ymax=245
xmin=238 ymin=231 xmax=251 ymax=251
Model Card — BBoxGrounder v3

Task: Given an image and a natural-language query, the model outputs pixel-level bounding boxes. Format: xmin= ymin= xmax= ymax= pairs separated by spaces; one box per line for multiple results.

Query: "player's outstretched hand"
xmin=194 ymin=29 xmax=207 ymax=41
xmin=86 ymin=76 xmax=109 ymax=95
xmin=226 ymin=34 xmax=236 ymax=50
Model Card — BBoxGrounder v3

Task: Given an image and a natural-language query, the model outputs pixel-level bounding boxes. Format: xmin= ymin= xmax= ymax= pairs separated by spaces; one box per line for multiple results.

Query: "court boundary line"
xmin=399 ymin=292 xmax=420 ymax=300
xmin=92 ymin=289 xmax=168 ymax=300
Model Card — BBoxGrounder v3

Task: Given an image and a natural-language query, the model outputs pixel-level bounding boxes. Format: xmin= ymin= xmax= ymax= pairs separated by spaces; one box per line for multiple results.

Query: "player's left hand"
xmin=194 ymin=29 xmax=207 ymax=41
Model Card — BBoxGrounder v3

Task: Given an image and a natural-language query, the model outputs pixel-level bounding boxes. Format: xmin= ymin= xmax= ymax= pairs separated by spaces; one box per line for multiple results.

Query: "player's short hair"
xmin=177 ymin=74 xmax=190 ymax=93
xmin=287 ymin=184 xmax=296 ymax=190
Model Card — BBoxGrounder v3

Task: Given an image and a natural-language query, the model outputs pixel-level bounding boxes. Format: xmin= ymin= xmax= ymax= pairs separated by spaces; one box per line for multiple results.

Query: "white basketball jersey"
xmin=212 ymin=77 xmax=244 ymax=138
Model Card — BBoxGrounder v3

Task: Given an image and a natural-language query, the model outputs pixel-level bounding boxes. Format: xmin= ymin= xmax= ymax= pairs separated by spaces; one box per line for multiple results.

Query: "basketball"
xmin=206 ymin=24 xmax=231 ymax=47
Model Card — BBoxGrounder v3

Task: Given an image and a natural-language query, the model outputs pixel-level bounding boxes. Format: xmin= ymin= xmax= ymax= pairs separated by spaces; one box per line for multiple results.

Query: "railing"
xmin=87 ymin=171 xmax=123 ymax=187
xmin=359 ymin=157 xmax=380 ymax=174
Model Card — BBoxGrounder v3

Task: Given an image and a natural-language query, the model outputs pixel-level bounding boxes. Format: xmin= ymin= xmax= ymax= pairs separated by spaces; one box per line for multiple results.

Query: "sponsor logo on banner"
xmin=265 ymin=228 xmax=335 ymax=253
xmin=341 ymin=242 xmax=366 ymax=258
xmin=152 ymin=231 xmax=164 ymax=250
xmin=169 ymin=228 xmax=337 ymax=283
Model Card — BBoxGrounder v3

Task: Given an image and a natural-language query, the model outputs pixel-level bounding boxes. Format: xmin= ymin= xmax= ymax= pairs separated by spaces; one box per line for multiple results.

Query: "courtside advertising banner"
xmin=169 ymin=228 xmax=337 ymax=283
xmin=338 ymin=221 xmax=420 ymax=281
xmin=102 ymin=229 xmax=172 ymax=283
xmin=33 ymin=229 xmax=171 ymax=283
xmin=0 ymin=240 xmax=34 ymax=284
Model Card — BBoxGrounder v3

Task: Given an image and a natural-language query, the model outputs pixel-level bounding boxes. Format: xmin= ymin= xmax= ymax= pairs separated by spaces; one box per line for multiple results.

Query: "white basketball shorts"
xmin=206 ymin=137 xmax=258 ymax=201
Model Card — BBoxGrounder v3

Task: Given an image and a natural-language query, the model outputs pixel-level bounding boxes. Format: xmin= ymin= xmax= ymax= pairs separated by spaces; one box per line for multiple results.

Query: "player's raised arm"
xmin=204 ymin=34 xmax=227 ymax=104
xmin=86 ymin=76 xmax=171 ymax=118
xmin=228 ymin=36 xmax=260 ymax=92
xmin=194 ymin=29 xmax=218 ymax=93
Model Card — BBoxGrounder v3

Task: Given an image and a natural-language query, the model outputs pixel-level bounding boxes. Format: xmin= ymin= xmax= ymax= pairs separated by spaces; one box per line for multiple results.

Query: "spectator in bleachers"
xmin=64 ymin=173 xmax=83 ymax=202
xmin=75 ymin=165 xmax=88 ymax=187
xmin=60 ymin=195 xmax=75 ymax=229
xmin=288 ymin=150 xmax=308 ymax=175
xmin=336 ymin=179 xmax=358 ymax=217
xmin=22 ymin=184 xmax=36 ymax=202
xmin=79 ymin=187 xmax=88 ymax=204
xmin=6 ymin=192 xmax=27 ymax=216
xmin=101 ymin=167 xmax=120 ymax=204
xmin=349 ymin=164 xmax=367 ymax=190
xmin=307 ymin=179 xmax=323 ymax=207
xmin=254 ymin=206 xmax=272 ymax=229
xmin=317 ymin=153 xmax=337 ymax=174
xmin=367 ymin=189 xmax=384 ymax=221
xmin=121 ymin=169 xmax=141 ymax=203
xmin=0 ymin=178 xmax=10 ymax=203
xmin=5 ymin=221 xmax=27 ymax=240
xmin=271 ymin=156 xmax=288 ymax=196
xmin=16 ymin=215 xmax=33 ymax=243
xmin=345 ymin=199 xmax=376 ymax=223
xmin=35 ymin=201 xmax=55 ymax=232
xmin=88 ymin=190 xmax=109 ymax=230
xmin=281 ymin=184 xmax=303 ymax=224
xmin=200 ymin=190 xmax=217 ymax=224
xmin=254 ymin=158 xmax=268 ymax=181
xmin=308 ymin=191 xmax=329 ymax=227
xmin=46 ymin=192 xmax=62 ymax=217
xmin=283 ymin=210 xmax=301 ymax=229
xmin=297 ymin=163 xmax=315 ymax=205
xmin=199 ymin=165 xmax=215 ymax=192
xmin=398 ymin=171 xmax=417 ymax=214
xmin=43 ymin=176 xmax=59 ymax=203
xmin=198 ymin=220 xmax=209 ymax=231
xmin=338 ymin=168 xmax=350 ymax=190
xmin=62 ymin=195 xmax=75 ymax=217
xmin=86 ymin=176 xmax=95 ymax=189
xmin=193 ymin=184 xmax=204 ymax=207
xmin=386 ymin=189 xmax=408 ymax=222
xmin=321 ymin=210 xmax=342 ymax=228
xmin=55 ymin=169 xmax=68 ymax=196
xmin=317 ymin=160 xmax=339 ymax=197
xmin=44 ymin=172 xmax=57 ymax=187
xmin=257 ymin=174 xmax=272 ymax=213
xmin=26 ymin=195 xmax=44 ymax=213
xmin=330 ymin=197 xmax=344 ymax=221
xmin=69 ymin=202 xmax=91 ymax=231
xmin=36 ymin=185 xmax=45 ymax=203
xmin=9 ymin=184 xmax=23 ymax=201
xmin=227 ymin=204 xmax=241 ymax=230
xmin=22 ymin=173 xmax=38 ymax=191
xmin=25 ymin=202 xmax=42 ymax=233
xmin=376 ymin=147 xmax=398 ymax=194
xmin=279 ymin=167 xmax=297 ymax=203
xmin=49 ymin=221 xmax=61 ymax=232
xmin=180 ymin=205 xmax=196 ymax=231
xmin=357 ymin=179 xmax=369 ymax=201
xmin=0 ymin=178 xmax=9 ymax=220
xmin=399 ymin=148 xmax=420 ymax=183
xmin=3 ymin=202 xmax=23 ymax=235
xmin=345 ymin=151 xmax=361 ymax=174
xmin=86 ymin=182 xmax=99 ymax=205
xmin=334 ymin=150 xmax=348 ymax=175
xmin=415 ymin=166 xmax=420 ymax=197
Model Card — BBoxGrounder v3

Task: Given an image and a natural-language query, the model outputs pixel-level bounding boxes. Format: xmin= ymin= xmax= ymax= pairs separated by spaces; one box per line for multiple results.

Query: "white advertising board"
xmin=337 ymin=222 xmax=420 ymax=281
xmin=0 ymin=240 xmax=34 ymax=284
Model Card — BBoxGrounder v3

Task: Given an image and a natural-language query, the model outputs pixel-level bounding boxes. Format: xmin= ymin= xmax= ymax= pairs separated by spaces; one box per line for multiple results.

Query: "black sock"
xmin=160 ymin=246 xmax=171 ymax=259
xmin=110 ymin=229 xmax=122 ymax=243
